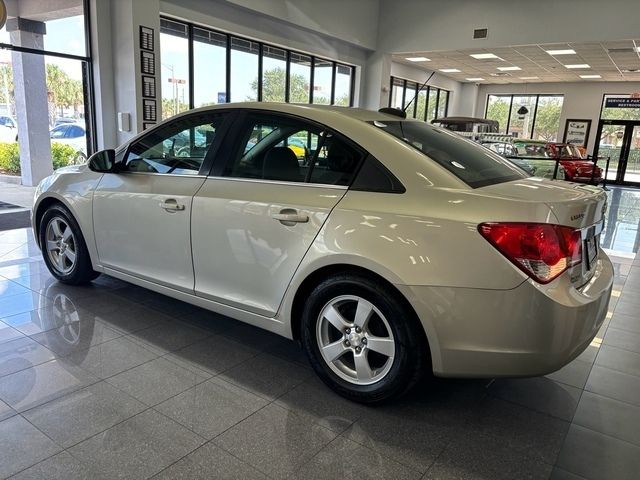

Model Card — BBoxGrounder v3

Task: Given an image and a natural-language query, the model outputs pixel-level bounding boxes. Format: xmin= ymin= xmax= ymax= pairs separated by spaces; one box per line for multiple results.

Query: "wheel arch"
xmin=288 ymin=262 xmax=432 ymax=371
xmin=33 ymin=194 xmax=101 ymax=272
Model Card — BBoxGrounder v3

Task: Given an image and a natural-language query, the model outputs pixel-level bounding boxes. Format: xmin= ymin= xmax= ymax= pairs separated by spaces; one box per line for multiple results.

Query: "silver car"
xmin=33 ymin=103 xmax=613 ymax=403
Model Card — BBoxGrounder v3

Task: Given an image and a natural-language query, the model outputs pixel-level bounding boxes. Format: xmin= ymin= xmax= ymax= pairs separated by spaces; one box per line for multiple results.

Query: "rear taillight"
xmin=478 ymin=223 xmax=582 ymax=284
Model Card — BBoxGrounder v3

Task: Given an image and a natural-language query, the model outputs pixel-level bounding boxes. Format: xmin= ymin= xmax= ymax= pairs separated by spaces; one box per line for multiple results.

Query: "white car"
xmin=0 ymin=115 xmax=18 ymax=142
xmin=49 ymin=122 xmax=88 ymax=163
xmin=33 ymin=103 xmax=613 ymax=403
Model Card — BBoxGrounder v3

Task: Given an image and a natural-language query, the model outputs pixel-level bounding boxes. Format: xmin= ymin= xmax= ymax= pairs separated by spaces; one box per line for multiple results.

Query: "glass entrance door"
xmin=594 ymin=120 xmax=640 ymax=185
xmin=624 ymin=125 xmax=640 ymax=183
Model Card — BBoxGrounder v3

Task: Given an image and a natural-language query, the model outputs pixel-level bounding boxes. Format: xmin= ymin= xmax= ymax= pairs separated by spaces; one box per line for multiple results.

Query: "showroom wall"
xmin=377 ymin=0 xmax=640 ymax=54
xmin=476 ymin=82 xmax=640 ymax=154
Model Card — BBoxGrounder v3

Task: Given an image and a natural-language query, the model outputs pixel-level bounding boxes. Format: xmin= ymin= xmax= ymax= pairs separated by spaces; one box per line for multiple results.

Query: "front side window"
xmin=225 ymin=113 xmax=362 ymax=185
xmin=372 ymin=120 xmax=527 ymax=188
xmin=123 ymin=113 xmax=226 ymax=175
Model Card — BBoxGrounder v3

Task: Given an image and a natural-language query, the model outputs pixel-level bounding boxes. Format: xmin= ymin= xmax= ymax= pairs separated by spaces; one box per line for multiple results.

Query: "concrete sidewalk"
xmin=0 ymin=181 xmax=36 ymax=210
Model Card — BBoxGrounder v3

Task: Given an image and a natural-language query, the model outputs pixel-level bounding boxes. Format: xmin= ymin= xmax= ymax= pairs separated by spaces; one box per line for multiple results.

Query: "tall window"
xmin=485 ymin=94 xmax=564 ymax=141
xmin=0 ymin=0 xmax=94 ymax=179
xmin=313 ymin=59 xmax=332 ymax=104
xmin=160 ymin=20 xmax=190 ymax=117
xmin=262 ymin=46 xmax=287 ymax=102
xmin=230 ymin=37 xmax=259 ymax=102
xmin=193 ymin=28 xmax=227 ymax=108
xmin=289 ymin=53 xmax=311 ymax=103
xmin=334 ymin=64 xmax=354 ymax=106
xmin=159 ymin=17 xmax=356 ymax=117
xmin=388 ymin=76 xmax=449 ymax=122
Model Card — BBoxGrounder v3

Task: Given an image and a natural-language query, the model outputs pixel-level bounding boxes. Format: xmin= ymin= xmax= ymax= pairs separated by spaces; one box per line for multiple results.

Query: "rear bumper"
xmin=398 ymin=252 xmax=613 ymax=378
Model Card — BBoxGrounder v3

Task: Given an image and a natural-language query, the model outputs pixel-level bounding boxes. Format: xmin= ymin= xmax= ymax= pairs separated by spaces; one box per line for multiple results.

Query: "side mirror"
xmin=88 ymin=149 xmax=116 ymax=173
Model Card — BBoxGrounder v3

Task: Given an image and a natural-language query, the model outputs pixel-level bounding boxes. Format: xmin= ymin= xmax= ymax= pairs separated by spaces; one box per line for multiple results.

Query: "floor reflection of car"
xmin=50 ymin=122 xmax=88 ymax=163
xmin=513 ymin=140 xmax=602 ymax=183
xmin=33 ymin=103 xmax=613 ymax=403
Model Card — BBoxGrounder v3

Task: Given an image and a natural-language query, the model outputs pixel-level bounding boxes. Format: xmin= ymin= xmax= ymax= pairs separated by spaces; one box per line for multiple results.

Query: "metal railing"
xmin=504 ymin=155 xmax=605 ymax=185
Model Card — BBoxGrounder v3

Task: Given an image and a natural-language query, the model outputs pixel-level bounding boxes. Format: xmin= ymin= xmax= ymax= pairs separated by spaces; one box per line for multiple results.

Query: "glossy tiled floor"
xmin=0 ymin=190 xmax=639 ymax=479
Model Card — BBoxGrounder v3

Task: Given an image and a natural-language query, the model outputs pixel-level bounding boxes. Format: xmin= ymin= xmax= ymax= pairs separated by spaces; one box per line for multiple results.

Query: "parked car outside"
xmin=33 ymin=103 xmax=613 ymax=403
xmin=0 ymin=115 xmax=18 ymax=142
xmin=49 ymin=123 xmax=87 ymax=163
xmin=513 ymin=139 xmax=602 ymax=183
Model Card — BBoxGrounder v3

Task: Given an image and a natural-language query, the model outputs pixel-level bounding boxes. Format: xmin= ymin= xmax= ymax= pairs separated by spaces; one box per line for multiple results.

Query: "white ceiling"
xmin=393 ymin=40 xmax=640 ymax=84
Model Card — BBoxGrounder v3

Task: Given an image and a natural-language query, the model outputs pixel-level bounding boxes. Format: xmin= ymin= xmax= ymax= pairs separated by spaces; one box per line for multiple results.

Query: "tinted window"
xmin=226 ymin=113 xmax=362 ymax=185
xmin=224 ymin=114 xmax=361 ymax=185
xmin=226 ymin=116 xmax=317 ymax=182
xmin=124 ymin=113 xmax=226 ymax=175
xmin=372 ymin=120 xmax=527 ymax=188
xmin=351 ymin=155 xmax=405 ymax=193
xmin=308 ymin=134 xmax=362 ymax=186
xmin=68 ymin=126 xmax=84 ymax=138
xmin=50 ymin=126 xmax=68 ymax=139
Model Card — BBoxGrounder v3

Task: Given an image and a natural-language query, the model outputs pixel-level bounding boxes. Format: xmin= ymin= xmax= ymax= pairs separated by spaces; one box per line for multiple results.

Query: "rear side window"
xmin=372 ymin=121 xmax=528 ymax=188
xmin=224 ymin=113 xmax=363 ymax=186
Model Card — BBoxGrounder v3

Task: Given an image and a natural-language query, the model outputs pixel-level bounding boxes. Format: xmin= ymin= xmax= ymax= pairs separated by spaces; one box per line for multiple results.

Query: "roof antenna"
xmin=403 ymin=71 xmax=435 ymax=113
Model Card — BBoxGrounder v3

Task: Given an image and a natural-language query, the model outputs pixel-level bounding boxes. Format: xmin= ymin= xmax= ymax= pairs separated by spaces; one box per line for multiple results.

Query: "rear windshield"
xmin=370 ymin=120 xmax=528 ymax=188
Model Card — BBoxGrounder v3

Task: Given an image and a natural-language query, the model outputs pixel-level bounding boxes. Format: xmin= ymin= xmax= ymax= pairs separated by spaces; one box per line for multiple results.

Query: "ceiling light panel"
xmin=439 ymin=68 xmax=461 ymax=73
xmin=546 ymin=49 xmax=576 ymax=55
xmin=405 ymin=56 xmax=430 ymax=62
xmin=497 ymin=66 xmax=521 ymax=71
xmin=466 ymin=77 xmax=485 ymax=81
xmin=579 ymin=74 xmax=602 ymax=79
xmin=564 ymin=64 xmax=591 ymax=69
xmin=470 ymin=53 xmax=501 ymax=60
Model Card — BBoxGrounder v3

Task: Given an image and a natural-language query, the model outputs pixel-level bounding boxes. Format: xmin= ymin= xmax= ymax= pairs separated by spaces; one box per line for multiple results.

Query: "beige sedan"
xmin=32 ymin=103 xmax=613 ymax=403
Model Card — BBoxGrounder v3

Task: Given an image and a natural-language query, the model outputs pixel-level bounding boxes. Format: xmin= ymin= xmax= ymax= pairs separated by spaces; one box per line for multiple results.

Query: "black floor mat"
xmin=0 ymin=210 xmax=31 ymax=231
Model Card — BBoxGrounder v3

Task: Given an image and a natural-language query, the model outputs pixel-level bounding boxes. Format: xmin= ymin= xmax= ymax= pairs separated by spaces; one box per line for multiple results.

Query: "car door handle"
xmin=160 ymin=199 xmax=186 ymax=212
xmin=272 ymin=209 xmax=309 ymax=226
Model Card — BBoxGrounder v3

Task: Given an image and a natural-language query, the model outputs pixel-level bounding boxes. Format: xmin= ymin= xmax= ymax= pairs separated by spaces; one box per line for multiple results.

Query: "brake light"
xmin=478 ymin=223 xmax=582 ymax=284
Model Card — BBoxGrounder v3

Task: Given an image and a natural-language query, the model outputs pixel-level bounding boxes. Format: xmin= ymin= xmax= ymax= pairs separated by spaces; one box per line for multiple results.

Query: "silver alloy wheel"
xmin=316 ymin=295 xmax=395 ymax=386
xmin=45 ymin=217 xmax=77 ymax=275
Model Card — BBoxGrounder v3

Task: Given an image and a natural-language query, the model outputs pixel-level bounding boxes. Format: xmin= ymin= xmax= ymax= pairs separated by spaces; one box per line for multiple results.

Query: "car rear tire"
xmin=39 ymin=203 xmax=100 ymax=285
xmin=301 ymin=273 xmax=428 ymax=403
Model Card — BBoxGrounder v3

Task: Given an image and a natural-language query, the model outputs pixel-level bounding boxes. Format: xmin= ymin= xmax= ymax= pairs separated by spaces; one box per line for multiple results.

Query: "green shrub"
xmin=0 ymin=142 xmax=80 ymax=175
xmin=0 ymin=142 xmax=20 ymax=174
xmin=51 ymin=142 xmax=78 ymax=170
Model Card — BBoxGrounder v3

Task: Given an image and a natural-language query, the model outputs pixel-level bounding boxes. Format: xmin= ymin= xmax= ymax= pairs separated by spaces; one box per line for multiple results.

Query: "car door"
xmin=93 ymin=111 xmax=231 ymax=293
xmin=191 ymin=111 xmax=365 ymax=317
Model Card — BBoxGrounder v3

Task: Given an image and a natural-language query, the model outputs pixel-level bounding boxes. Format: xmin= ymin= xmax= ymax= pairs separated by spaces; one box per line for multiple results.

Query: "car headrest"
xmin=263 ymin=147 xmax=300 ymax=181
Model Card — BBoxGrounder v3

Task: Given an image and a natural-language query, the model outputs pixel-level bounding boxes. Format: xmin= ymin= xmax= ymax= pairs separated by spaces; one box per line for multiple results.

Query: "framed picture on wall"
xmin=563 ymin=119 xmax=591 ymax=148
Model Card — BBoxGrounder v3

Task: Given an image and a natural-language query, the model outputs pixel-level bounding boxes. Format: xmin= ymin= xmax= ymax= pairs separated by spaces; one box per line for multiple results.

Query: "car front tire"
xmin=39 ymin=203 xmax=100 ymax=285
xmin=301 ymin=273 xmax=428 ymax=403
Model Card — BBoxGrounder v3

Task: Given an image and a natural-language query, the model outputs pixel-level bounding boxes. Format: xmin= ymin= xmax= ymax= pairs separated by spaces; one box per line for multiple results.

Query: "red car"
xmin=513 ymin=140 xmax=602 ymax=183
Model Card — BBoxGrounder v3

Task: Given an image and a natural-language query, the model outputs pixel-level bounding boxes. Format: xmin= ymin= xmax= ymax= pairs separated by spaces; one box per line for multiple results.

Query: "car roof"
xmin=174 ymin=102 xmax=418 ymax=124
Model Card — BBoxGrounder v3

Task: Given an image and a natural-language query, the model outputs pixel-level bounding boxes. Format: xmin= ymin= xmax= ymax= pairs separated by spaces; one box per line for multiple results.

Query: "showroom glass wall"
xmin=485 ymin=94 xmax=564 ymax=141
xmin=159 ymin=18 xmax=356 ymax=120
xmin=388 ymin=76 xmax=449 ymax=122
xmin=0 ymin=0 xmax=94 ymax=180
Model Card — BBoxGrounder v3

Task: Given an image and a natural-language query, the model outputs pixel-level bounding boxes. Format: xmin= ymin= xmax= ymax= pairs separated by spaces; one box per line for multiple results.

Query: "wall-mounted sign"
xmin=604 ymin=97 xmax=640 ymax=108
xmin=563 ymin=119 xmax=591 ymax=148
xmin=143 ymin=99 xmax=157 ymax=121
xmin=140 ymin=26 xmax=154 ymax=51
xmin=142 ymin=76 xmax=156 ymax=98
xmin=141 ymin=51 xmax=155 ymax=75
